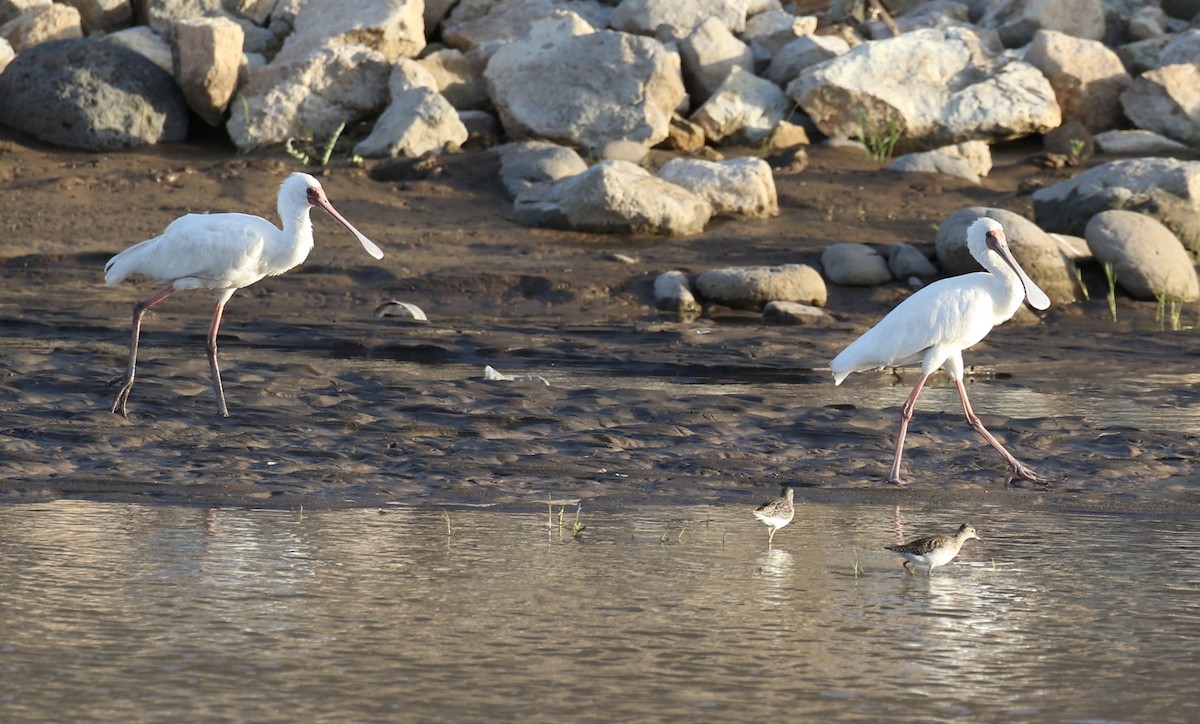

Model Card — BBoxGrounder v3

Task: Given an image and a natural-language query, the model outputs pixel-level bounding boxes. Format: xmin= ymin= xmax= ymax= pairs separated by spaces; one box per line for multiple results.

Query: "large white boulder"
xmin=442 ymin=0 xmax=612 ymax=58
xmin=485 ymin=22 xmax=686 ymax=151
xmin=611 ymin=0 xmax=750 ymax=41
xmin=275 ymin=0 xmax=424 ymax=63
xmin=1085 ymin=210 xmax=1200 ymax=301
xmin=354 ymin=87 xmax=468 ymax=158
xmin=786 ymin=26 xmax=1060 ymax=149
xmin=227 ymin=43 xmax=390 ymax=150
xmin=657 ymin=157 xmax=778 ymax=218
xmin=513 ymin=160 xmax=713 ymax=236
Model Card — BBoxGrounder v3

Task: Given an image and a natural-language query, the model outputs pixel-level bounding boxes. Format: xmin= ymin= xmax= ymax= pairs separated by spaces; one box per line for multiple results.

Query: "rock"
xmin=690 ymin=66 xmax=790 ymax=145
xmin=741 ymin=10 xmax=818 ymax=69
xmin=0 ymin=38 xmax=188 ymax=151
xmin=654 ymin=270 xmax=701 ymax=313
xmin=227 ymin=43 xmax=389 ymax=151
xmin=1128 ymin=3 xmax=1169 ymax=40
xmin=226 ymin=0 xmax=276 ymax=25
xmin=888 ymin=242 xmax=939 ymax=279
xmin=763 ymin=33 xmax=850 ymax=87
xmin=442 ymin=0 xmax=612 ymax=58
xmin=1085 ymin=210 xmax=1200 ymax=301
xmin=1032 ymin=158 xmax=1200 ymax=245
xmin=762 ymin=300 xmax=832 ymax=325
xmin=59 ymin=0 xmax=129 ymax=33
xmin=695 ymin=264 xmax=827 ymax=309
xmin=767 ymin=119 xmax=810 ymax=150
xmin=485 ymin=23 xmax=686 ymax=151
xmin=1048 ymin=232 xmax=1091 ymax=261
xmin=657 ymin=156 xmax=778 ymax=218
xmin=513 ymin=160 xmax=713 ymax=236
xmin=0 ymin=2 xmax=80 ymax=51
xmin=1116 ymin=35 xmax=1174 ymax=75
xmin=863 ymin=0 xmax=973 ymax=40
xmin=497 ymin=140 xmax=589 ymax=198
xmin=102 ymin=26 xmax=173 ymax=74
xmin=888 ymin=140 xmax=992 ymax=183
xmin=417 ymin=47 xmax=489 ymax=110
xmin=936 ymin=207 xmax=1076 ymax=303
xmin=600 ymin=139 xmax=649 ymax=163
xmin=140 ymin=0 xmax=222 ymax=36
xmin=786 ymin=26 xmax=1060 ymax=149
xmin=611 ymin=0 xmax=748 ymax=42
xmin=353 ymin=87 xmax=468 ymax=158
xmin=389 ymin=57 xmax=439 ymax=93
xmin=1119 ymin=64 xmax=1200 ymax=145
xmin=275 ymin=0 xmax=424 ymax=63
xmin=0 ymin=36 xmax=12 ymax=75
xmin=821 ymin=243 xmax=893 ymax=286
xmin=978 ymin=0 xmax=1105 ymax=47
xmin=175 ymin=16 xmax=244 ymax=126
xmin=1093 ymin=129 xmax=1187 ymax=154
xmin=679 ymin=16 xmax=753 ymax=104
xmin=659 ymin=114 xmax=707 ymax=153
xmin=1159 ymin=28 xmax=1200 ymax=67
xmin=1023 ymin=30 xmax=1131 ymax=133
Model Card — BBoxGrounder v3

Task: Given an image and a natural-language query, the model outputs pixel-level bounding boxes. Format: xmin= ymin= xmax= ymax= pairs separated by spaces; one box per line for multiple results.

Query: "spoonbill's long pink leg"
xmin=888 ymin=372 xmax=930 ymax=484
xmin=112 ymin=286 xmax=176 ymax=417
xmin=954 ymin=380 xmax=1049 ymax=484
xmin=206 ymin=301 xmax=230 ymax=418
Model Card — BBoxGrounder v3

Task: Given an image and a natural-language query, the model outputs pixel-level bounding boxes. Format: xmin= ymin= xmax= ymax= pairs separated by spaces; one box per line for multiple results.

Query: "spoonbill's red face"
xmin=306 ymin=186 xmax=325 ymax=206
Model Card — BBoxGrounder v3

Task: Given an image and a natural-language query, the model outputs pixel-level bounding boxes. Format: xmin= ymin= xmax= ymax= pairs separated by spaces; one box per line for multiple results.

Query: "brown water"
xmin=1 ymin=500 xmax=1197 ymax=722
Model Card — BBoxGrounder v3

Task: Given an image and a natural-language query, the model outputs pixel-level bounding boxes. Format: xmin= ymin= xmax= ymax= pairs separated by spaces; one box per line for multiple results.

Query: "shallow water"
xmin=1 ymin=500 xmax=1197 ymax=722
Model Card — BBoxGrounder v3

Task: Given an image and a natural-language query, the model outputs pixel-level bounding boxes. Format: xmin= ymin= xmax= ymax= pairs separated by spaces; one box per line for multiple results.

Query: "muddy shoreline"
xmin=0 ymin=129 xmax=1196 ymax=514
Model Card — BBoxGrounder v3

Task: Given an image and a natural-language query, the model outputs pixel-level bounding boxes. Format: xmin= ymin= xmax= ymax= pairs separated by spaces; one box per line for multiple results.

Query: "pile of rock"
xmin=1 ymin=0 xmax=1199 ymax=311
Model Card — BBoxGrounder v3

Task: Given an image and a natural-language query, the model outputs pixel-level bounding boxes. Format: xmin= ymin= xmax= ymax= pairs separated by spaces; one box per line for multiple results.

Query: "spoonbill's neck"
xmin=980 ymin=249 xmax=1026 ymax=320
xmin=272 ymin=199 xmax=316 ymax=271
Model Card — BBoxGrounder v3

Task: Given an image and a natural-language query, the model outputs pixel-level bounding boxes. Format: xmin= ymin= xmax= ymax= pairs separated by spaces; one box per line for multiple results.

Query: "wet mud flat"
xmin=0 ymin=133 xmax=1197 ymax=513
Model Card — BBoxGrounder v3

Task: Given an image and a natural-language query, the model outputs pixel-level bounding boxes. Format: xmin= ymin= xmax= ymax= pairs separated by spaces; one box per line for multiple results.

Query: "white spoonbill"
xmin=830 ymin=217 xmax=1051 ymax=485
xmin=105 ymin=172 xmax=385 ymax=418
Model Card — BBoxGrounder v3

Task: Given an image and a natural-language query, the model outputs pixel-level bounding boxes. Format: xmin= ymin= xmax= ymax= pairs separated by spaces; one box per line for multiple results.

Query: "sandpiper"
xmin=753 ymin=487 xmax=795 ymax=548
xmin=885 ymin=523 xmax=980 ymax=575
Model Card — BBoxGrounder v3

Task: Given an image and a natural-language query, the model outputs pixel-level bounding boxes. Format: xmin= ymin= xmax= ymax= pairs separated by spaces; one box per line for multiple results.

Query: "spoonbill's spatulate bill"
xmin=104 ymin=172 xmax=385 ymax=417
xmin=830 ymin=217 xmax=1051 ymax=485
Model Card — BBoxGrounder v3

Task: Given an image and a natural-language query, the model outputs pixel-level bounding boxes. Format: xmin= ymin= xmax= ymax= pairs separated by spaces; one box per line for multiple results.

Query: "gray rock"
xmin=820 ymin=243 xmax=893 ymax=286
xmin=611 ymin=0 xmax=748 ymax=41
xmin=0 ymin=37 xmax=11 ymax=75
xmin=1085 ymin=210 xmax=1200 ymax=301
xmin=762 ymin=300 xmax=832 ymax=325
xmin=485 ymin=22 xmax=686 ymax=151
xmin=786 ymin=26 xmax=1060 ymax=149
xmin=888 ymin=140 xmax=992 ymax=183
xmin=1093 ymin=129 xmax=1187 ymax=154
xmin=1120 ymin=63 xmax=1200 ymax=145
xmin=742 ymin=10 xmax=818 ymax=69
xmin=936 ymin=207 xmax=1076 ymax=303
xmin=60 ymin=0 xmax=129 ymax=33
xmin=1032 ymin=157 xmax=1200 ymax=245
xmin=497 ymin=140 xmax=588 ymax=199
xmin=0 ymin=38 xmax=188 ymax=151
xmin=978 ymin=0 xmax=1105 ymax=47
xmin=353 ymin=87 xmax=468 ymax=158
xmin=888 ymin=242 xmax=939 ymax=279
xmin=442 ymin=0 xmax=612 ymax=58
xmin=763 ymin=33 xmax=850 ymax=87
xmin=657 ymin=157 xmax=779 ymax=218
xmin=695 ymin=264 xmax=827 ymax=309
xmin=654 ymin=270 xmax=701 ymax=313
xmin=513 ymin=160 xmax=713 ymax=236
xmin=1024 ymin=29 xmax=1131 ymax=133
xmin=690 ymin=66 xmax=790 ymax=145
